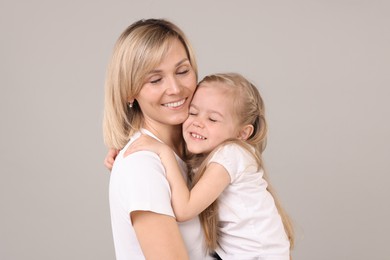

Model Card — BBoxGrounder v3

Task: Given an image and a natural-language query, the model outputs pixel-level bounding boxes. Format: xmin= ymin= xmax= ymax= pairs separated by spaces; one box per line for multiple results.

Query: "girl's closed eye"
xmin=188 ymin=107 xmax=198 ymax=116
xmin=209 ymin=117 xmax=218 ymax=122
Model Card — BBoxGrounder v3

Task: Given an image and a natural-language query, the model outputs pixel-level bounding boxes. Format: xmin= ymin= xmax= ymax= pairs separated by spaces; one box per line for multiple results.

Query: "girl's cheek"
xmin=182 ymin=119 xmax=191 ymax=130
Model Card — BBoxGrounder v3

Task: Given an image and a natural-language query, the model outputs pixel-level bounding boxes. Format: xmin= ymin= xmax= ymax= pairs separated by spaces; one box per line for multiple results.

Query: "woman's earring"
xmin=128 ymin=102 xmax=133 ymax=108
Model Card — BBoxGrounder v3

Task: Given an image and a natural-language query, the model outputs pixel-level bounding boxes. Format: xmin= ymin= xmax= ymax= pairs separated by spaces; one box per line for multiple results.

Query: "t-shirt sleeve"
xmin=209 ymin=144 xmax=256 ymax=183
xmin=114 ymin=150 xmax=174 ymax=218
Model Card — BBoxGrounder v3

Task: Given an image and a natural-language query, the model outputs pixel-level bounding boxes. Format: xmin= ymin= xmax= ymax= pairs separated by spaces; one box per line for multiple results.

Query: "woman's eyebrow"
xmin=148 ymin=58 xmax=190 ymax=74
xmin=175 ymin=58 xmax=190 ymax=67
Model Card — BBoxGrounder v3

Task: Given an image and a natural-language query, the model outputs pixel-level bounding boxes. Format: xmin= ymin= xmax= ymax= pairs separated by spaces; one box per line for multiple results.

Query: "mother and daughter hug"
xmin=103 ymin=18 xmax=295 ymax=259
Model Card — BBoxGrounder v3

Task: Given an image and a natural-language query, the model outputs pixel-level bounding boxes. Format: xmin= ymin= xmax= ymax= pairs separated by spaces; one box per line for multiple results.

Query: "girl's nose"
xmin=193 ymin=120 xmax=204 ymax=128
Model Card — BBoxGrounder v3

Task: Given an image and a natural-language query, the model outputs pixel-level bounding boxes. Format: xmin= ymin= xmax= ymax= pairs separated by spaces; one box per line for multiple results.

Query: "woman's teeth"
xmin=163 ymin=99 xmax=185 ymax=108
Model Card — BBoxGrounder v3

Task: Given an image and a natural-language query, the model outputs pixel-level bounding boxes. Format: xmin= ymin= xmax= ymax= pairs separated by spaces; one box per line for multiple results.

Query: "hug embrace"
xmin=103 ymin=18 xmax=294 ymax=259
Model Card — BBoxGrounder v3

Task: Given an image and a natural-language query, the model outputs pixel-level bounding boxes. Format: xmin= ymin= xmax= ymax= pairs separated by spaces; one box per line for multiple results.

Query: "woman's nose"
xmin=166 ymin=77 xmax=182 ymax=95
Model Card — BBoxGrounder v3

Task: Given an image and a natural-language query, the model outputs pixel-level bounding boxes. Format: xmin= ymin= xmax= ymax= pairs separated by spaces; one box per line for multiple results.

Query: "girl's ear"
xmin=238 ymin=124 xmax=254 ymax=140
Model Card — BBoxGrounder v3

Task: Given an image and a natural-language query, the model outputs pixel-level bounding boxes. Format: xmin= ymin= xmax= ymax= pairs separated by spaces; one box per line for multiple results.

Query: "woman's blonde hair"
xmin=189 ymin=73 xmax=295 ymax=253
xmin=103 ymin=19 xmax=198 ymax=149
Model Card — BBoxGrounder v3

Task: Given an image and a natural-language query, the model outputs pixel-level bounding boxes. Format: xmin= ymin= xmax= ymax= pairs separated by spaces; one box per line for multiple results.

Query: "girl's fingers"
xmin=104 ymin=148 xmax=119 ymax=171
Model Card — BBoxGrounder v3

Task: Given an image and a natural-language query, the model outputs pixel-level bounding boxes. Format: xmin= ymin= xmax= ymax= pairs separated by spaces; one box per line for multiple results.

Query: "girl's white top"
xmin=211 ymin=143 xmax=290 ymax=260
xmin=109 ymin=129 xmax=211 ymax=260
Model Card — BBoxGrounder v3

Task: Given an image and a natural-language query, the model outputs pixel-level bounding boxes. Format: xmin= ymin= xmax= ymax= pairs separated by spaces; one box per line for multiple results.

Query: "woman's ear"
xmin=238 ymin=124 xmax=254 ymax=140
xmin=127 ymin=98 xmax=135 ymax=108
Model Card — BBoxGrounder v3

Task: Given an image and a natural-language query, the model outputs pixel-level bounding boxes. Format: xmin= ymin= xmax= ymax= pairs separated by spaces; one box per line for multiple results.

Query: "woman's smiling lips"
xmin=162 ymin=98 xmax=186 ymax=108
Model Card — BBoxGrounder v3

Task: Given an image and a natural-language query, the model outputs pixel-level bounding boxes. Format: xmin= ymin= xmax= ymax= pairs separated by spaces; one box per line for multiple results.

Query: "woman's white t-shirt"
xmin=210 ymin=143 xmax=290 ymax=260
xmin=109 ymin=130 xmax=211 ymax=260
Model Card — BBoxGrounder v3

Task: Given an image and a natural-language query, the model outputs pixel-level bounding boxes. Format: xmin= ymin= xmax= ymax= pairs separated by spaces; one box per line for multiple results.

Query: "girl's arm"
xmin=126 ymin=135 xmax=230 ymax=222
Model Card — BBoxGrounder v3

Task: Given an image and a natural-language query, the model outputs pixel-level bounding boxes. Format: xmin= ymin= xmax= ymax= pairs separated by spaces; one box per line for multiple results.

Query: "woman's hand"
xmin=104 ymin=148 xmax=119 ymax=171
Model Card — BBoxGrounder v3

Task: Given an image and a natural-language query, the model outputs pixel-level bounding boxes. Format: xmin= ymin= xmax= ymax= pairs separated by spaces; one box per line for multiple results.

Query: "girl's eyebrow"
xmin=148 ymin=58 xmax=190 ymax=74
xmin=190 ymin=104 xmax=224 ymax=118
xmin=209 ymin=110 xmax=224 ymax=118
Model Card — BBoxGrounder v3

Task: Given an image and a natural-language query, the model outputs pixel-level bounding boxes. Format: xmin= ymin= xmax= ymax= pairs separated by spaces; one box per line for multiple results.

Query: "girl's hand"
xmin=104 ymin=148 xmax=119 ymax=171
xmin=124 ymin=135 xmax=169 ymax=157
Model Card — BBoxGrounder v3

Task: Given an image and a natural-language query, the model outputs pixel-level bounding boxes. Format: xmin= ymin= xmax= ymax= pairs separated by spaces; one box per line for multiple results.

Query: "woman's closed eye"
xmin=150 ymin=77 xmax=162 ymax=84
xmin=177 ymin=69 xmax=189 ymax=75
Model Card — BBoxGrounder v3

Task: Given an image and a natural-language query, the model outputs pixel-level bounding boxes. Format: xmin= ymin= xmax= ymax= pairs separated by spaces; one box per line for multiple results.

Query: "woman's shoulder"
xmin=112 ymin=131 xmax=164 ymax=173
xmin=111 ymin=151 xmax=168 ymax=194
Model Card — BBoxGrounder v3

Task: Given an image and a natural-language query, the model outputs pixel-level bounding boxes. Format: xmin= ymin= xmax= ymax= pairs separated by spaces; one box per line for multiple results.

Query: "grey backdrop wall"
xmin=1 ymin=0 xmax=389 ymax=259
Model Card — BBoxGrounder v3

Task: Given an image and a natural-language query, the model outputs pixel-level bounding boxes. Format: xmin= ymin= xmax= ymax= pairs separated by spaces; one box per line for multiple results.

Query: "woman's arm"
xmin=131 ymin=211 xmax=189 ymax=259
xmin=126 ymin=135 xmax=230 ymax=221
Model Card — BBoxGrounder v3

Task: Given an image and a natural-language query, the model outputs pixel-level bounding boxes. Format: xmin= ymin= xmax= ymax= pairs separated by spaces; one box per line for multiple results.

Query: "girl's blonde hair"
xmin=103 ymin=19 xmax=198 ymax=149
xmin=189 ymin=73 xmax=295 ymax=253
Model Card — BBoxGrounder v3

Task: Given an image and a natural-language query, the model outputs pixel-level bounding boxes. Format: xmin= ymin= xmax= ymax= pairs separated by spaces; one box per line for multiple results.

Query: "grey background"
xmin=1 ymin=0 xmax=389 ymax=259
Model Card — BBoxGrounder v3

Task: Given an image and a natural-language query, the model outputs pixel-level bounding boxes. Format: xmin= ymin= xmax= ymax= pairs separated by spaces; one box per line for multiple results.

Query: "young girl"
xmin=127 ymin=73 xmax=294 ymax=259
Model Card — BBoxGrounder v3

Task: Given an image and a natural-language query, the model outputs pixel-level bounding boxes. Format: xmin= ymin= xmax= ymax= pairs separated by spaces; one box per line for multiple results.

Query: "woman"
xmin=103 ymin=19 xmax=212 ymax=259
